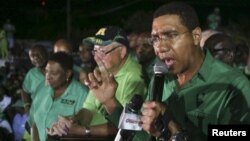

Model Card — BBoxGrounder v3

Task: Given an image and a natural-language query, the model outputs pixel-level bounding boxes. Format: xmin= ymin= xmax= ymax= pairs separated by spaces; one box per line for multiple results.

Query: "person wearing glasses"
xmin=47 ymin=26 xmax=147 ymax=137
xmin=57 ymin=2 xmax=250 ymax=141
xmin=203 ymin=33 xmax=236 ymax=66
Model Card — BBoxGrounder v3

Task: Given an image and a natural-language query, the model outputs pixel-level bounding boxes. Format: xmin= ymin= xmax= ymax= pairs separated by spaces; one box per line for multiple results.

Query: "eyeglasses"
xmin=92 ymin=45 xmax=121 ymax=56
xmin=210 ymin=48 xmax=229 ymax=54
xmin=149 ymin=30 xmax=189 ymax=46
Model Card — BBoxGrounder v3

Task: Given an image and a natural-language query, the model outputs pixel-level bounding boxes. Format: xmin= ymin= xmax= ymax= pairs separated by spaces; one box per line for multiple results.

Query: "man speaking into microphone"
xmin=82 ymin=2 xmax=250 ymax=141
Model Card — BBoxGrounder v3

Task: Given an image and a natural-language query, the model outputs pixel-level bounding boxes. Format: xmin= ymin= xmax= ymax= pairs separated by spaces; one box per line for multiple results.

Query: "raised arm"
xmin=84 ymin=53 xmax=119 ymax=114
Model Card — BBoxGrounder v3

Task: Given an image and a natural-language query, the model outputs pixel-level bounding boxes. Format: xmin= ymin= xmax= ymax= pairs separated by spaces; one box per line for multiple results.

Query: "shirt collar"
xmin=196 ymin=49 xmax=215 ymax=82
xmin=114 ymin=54 xmax=132 ymax=78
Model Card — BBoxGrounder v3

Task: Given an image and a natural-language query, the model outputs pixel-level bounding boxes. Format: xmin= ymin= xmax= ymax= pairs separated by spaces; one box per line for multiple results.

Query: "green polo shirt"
xmin=107 ymin=50 xmax=250 ymax=141
xmin=23 ymin=67 xmax=45 ymax=100
xmin=22 ymin=67 xmax=45 ymax=125
xmin=83 ymin=54 xmax=147 ymax=126
xmin=33 ymin=79 xmax=88 ymax=141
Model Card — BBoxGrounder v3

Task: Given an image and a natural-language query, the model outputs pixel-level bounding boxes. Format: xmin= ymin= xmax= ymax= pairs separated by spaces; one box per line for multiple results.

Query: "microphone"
xmin=151 ymin=61 xmax=169 ymax=140
xmin=151 ymin=60 xmax=168 ymax=102
xmin=114 ymin=94 xmax=143 ymax=141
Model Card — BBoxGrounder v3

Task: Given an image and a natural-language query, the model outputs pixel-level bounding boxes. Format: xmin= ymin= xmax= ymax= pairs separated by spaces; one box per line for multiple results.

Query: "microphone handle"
xmin=120 ymin=129 xmax=135 ymax=141
xmin=114 ymin=129 xmax=135 ymax=141
xmin=114 ymin=129 xmax=122 ymax=141
xmin=152 ymin=73 xmax=164 ymax=102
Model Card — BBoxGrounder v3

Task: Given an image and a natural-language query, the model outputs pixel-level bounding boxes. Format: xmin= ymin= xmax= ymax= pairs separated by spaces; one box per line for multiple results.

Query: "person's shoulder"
xmin=211 ymin=59 xmax=235 ymax=73
xmin=229 ymin=67 xmax=250 ymax=85
xmin=118 ymin=57 xmax=142 ymax=76
xmin=27 ymin=67 xmax=37 ymax=72
xmin=25 ymin=67 xmax=44 ymax=78
xmin=70 ymin=78 xmax=82 ymax=87
xmin=69 ymin=79 xmax=88 ymax=93
xmin=24 ymin=67 xmax=39 ymax=77
xmin=212 ymin=61 xmax=250 ymax=84
xmin=73 ymin=64 xmax=81 ymax=71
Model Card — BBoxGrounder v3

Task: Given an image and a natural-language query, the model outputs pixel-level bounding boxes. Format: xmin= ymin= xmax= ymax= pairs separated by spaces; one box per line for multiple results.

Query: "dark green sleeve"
xmin=105 ymin=103 xmax=123 ymax=127
xmin=133 ymin=131 xmax=155 ymax=141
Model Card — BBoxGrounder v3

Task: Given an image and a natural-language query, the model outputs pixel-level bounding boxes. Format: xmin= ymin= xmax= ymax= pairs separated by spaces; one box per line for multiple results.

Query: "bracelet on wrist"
xmin=169 ymin=131 xmax=188 ymax=141
xmin=157 ymin=127 xmax=170 ymax=141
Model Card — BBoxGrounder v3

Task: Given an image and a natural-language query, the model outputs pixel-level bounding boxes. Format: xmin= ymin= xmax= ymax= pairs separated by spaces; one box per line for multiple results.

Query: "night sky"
xmin=0 ymin=0 xmax=249 ymax=41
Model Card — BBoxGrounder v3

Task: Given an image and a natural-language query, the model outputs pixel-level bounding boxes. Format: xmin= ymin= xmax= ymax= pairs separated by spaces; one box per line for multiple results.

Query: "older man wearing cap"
xmin=48 ymin=26 xmax=147 ymax=137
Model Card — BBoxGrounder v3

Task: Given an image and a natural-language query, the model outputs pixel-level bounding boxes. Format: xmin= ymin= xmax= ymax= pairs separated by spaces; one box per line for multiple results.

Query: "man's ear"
xmin=192 ymin=27 xmax=202 ymax=46
xmin=66 ymin=70 xmax=73 ymax=81
xmin=120 ymin=46 xmax=127 ymax=59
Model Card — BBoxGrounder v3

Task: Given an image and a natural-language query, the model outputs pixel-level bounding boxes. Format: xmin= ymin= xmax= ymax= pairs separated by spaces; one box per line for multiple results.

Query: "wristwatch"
xmin=85 ymin=126 xmax=91 ymax=136
xmin=157 ymin=127 xmax=170 ymax=141
xmin=169 ymin=131 xmax=188 ymax=141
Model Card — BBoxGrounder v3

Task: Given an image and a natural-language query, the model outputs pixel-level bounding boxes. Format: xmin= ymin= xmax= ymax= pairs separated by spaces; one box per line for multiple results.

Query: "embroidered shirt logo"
xmin=61 ymin=99 xmax=75 ymax=105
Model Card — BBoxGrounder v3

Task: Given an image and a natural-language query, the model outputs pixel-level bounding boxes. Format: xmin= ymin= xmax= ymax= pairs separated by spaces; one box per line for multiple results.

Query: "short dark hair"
xmin=49 ymin=52 xmax=73 ymax=71
xmin=153 ymin=2 xmax=200 ymax=31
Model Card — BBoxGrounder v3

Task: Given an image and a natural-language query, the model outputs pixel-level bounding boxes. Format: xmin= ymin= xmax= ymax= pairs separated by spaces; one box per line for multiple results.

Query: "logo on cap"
xmin=95 ymin=28 xmax=107 ymax=36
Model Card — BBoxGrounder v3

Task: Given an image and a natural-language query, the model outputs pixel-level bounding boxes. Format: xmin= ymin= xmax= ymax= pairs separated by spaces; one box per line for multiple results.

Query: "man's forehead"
xmin=94 ymin=42 xmax=119 ymax=49
xmin=151 ymin=15 xmax=185 ymax=34
xmin=54 ymin=45 xmax=69 ymax=51
xmin=151 ymin=28 xmax=177 ymax=35
xmin=94 ymin=45 xmax=101 ymax=49
xmin=151 ymin=23 xmax=179 ymax=35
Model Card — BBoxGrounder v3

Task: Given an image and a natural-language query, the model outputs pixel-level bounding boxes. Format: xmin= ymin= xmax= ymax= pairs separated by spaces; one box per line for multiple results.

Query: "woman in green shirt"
xmin=32 ymin=52 xmax=88 ymax=141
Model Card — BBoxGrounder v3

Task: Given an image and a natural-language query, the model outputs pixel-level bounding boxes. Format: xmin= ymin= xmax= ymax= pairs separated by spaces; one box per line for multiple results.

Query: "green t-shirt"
xmin=83 ymin=55 xmax=147 ymax=126
xmin=107 ymin=50 xmax=250 ymax=141
xmin=33 ymin=79 xmax=88 ymax=141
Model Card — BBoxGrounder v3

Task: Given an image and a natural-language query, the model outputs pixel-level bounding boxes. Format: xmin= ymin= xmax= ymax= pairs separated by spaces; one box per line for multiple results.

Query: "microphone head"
xmin=153 ymin=60 xmax=168 ymax=74
xmin=127 ymin=94 xmax=143 ymax=112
